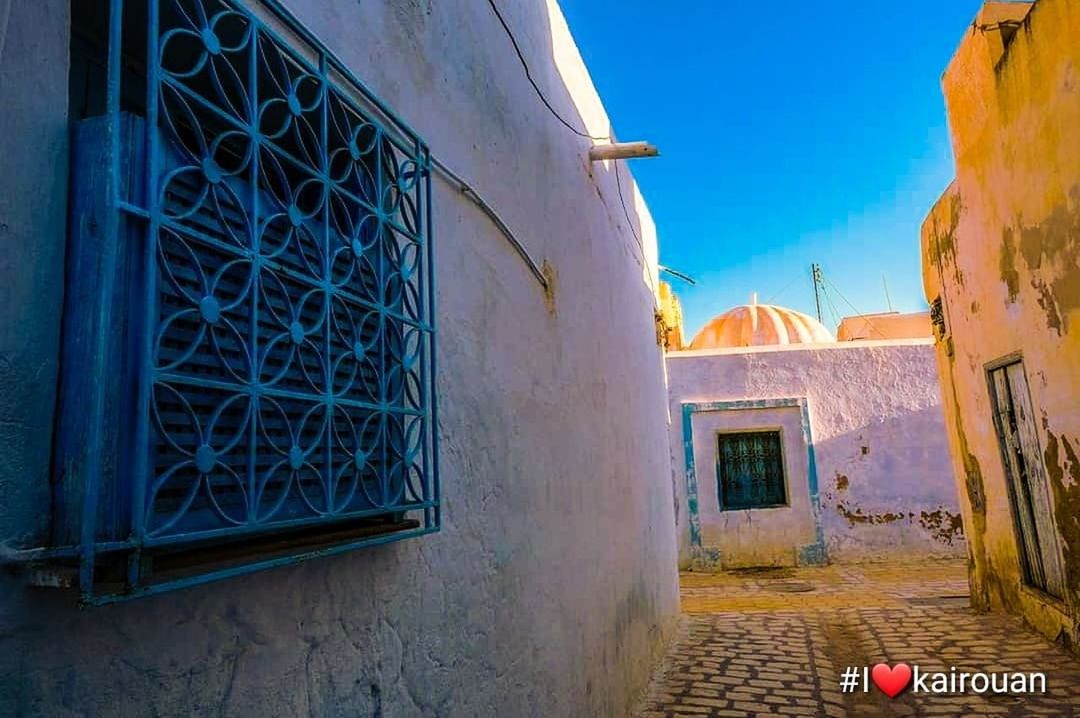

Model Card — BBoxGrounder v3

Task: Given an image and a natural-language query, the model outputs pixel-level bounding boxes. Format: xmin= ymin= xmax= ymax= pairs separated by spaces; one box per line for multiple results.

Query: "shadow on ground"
xmin=635 ymin=559 xmax=1080 ymax=717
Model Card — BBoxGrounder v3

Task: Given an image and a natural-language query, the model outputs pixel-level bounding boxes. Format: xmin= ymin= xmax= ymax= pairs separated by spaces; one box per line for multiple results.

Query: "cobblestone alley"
xmin=634 ymin=561 xmax=1080 ymax=717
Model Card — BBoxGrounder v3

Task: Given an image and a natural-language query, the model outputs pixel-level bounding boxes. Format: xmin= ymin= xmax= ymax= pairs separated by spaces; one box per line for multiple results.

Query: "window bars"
xmin=52 ymin=0 xmax=438 ymax=602
xmin=716 ymin=431 xmax=787 ymax=510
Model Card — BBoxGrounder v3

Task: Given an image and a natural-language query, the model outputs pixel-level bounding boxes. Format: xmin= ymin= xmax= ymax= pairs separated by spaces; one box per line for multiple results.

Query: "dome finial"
xmin=751 ymin=291 xmax=758 ymax=306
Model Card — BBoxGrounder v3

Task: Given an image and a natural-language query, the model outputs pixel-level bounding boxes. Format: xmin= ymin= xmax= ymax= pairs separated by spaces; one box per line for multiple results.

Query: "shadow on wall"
xmin=813 ymin=404 xmax=966 ymax=562
xmin=339 ymin=1 xmax=678 ymax=715
xmin=0 ymin=2 xmax=680 ymax=718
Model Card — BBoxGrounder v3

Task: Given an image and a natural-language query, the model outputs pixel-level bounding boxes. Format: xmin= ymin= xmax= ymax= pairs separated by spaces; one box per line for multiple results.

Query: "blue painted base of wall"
xmin=686 ymin=544 xmax=829 ymax=571
xmin=688 ymin=547 xmax=723 ymax=571
xmin=797 ymin=542 xmax=828 ymax=567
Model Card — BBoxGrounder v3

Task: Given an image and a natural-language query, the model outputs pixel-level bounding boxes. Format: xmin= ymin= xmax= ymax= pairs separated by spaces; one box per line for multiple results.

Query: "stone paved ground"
xmin=634 ymin=561 xmax=1080 ymax=717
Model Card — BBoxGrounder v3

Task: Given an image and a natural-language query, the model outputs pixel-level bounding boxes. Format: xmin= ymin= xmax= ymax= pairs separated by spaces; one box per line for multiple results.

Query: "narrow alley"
xmin=635 ymin=561 xmax=1080 ymax=717
xmin=2 ymin=0 xmax=1079 ymax=715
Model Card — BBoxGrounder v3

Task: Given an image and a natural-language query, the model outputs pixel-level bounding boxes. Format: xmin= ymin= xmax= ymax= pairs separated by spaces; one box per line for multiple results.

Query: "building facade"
xmin=0 ymin=1 xmax=680 ymax=714
xmin=836 ymin=311 xmax=932 ymax=342
xmin=667 ymin=304 xmax=964 ymax=569
xmin=922 ymin=0 xmax=1080 ymax=651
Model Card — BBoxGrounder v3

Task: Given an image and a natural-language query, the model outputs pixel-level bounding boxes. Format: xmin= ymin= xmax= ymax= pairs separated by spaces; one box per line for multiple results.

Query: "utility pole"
xmin=811 ymin=263 xmax=823 ymax=323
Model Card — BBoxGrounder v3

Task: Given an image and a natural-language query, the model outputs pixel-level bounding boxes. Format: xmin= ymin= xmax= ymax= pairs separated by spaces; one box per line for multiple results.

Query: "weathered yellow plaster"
xmin=922 ymin=0 xmax=1080 ymax=652
xmin=657 ymin=281 xmax=685 ymax=351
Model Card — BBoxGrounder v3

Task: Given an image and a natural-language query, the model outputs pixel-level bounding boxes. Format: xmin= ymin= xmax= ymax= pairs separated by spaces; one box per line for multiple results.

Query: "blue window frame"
xmin=51 ymin=0 xmax=438 ymax=602
xmin=680 ymin=399 xmax=826 ymax=567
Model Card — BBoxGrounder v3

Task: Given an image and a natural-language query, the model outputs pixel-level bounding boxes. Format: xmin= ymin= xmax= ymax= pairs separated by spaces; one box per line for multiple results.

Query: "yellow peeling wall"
xmin=922 ymin=0 xmax=1080 ymax=650
xmin=657 ymin=281 xmax=685 ymax=351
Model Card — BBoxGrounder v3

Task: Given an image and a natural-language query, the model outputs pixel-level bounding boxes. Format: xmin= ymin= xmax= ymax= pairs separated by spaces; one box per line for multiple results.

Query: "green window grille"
xmin=716 ymin=431 xmax=786 ymax=510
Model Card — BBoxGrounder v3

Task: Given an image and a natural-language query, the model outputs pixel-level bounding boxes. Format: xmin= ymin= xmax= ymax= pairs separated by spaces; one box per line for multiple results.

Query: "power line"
xmin=822 ymin=276 xmax=872 ymax=321
xmin=763 ymin=272 xmax=803 ymax=306
xmin=614 ymin=158 xmax=643 ymax=255
xmin=486 ymin=0 xmax=651 ymax=293
xmin=821 ymin=275 xmax=887 ymax=339
xmin=821 ymin=284 xmax=843 ymax=329
xmin=486 ymin=0 xmax=610 ymax=141
xmin=614 ymin=159 xmax=658 ymax=293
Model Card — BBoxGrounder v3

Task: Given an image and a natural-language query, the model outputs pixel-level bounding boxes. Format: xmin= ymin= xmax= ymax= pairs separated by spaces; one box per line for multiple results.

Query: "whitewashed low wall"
xmin=667 ymin=340 xmax=965 ymax=567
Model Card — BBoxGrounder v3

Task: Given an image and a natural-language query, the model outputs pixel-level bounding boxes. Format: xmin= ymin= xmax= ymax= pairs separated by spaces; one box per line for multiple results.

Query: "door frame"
xmin=984 ymin=352 xmax=1067 ymax=599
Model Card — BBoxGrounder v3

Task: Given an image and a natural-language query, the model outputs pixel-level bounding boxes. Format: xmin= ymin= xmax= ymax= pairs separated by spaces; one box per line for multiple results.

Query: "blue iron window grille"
xmin=716 ymin=431 xmax=787 ymax=510
xmin=51 ymin=0 xmax=438 ymax=602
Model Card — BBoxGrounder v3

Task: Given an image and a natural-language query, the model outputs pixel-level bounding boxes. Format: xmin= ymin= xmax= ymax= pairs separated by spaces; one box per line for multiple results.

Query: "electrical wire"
xmin=822 ymin=276 xmax=871 ymax=319
xmin=485 ymin=0 xmax=655 ymax=294
xmin=614 ymin=158 xmax=644 ymax=255
xmin=821 ymin=275 xmax=887 ymax=339
xmin=486 ymin=0 xmax=610 ymax=141
xmin=431 ymin=157 xmax=548 ymax=289
xmin=614 ymin=158 xmax=657 ymax=294
xmin=821 ymin=284 xmax=844 ymax=330
xmin=763 ymin=272 xmax=803 ymax=306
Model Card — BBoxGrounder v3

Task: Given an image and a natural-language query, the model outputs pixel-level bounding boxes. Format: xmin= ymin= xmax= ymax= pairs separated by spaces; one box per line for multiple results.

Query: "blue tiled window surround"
xmin=680 ymin=399 xmax=826 ymax=567
xmin=44 ymin=0 xmax=438 ymax=603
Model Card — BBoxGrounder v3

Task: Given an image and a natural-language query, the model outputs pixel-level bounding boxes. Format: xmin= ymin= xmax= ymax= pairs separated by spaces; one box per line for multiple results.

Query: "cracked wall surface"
xmin=0 ymin=1 xmax=681 ymax=715
xmin=921 ymin=0 xmax=1080 ymax=654
xmin=666 ymin=341 xmax=964 ymax=568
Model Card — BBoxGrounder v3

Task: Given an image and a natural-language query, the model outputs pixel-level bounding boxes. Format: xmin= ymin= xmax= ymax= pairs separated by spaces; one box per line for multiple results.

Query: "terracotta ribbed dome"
xmin=689 ymin=303 xmax=834 ymax=349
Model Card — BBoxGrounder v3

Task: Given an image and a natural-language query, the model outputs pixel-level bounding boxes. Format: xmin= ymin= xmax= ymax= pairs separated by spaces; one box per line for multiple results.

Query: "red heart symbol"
xmin=871 ymin=663 xmax=912 ymax=698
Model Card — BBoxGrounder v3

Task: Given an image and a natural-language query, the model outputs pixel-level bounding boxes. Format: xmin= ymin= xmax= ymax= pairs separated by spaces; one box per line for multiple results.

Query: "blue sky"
xmin=559 ymin=0 xmax=984 ymax=337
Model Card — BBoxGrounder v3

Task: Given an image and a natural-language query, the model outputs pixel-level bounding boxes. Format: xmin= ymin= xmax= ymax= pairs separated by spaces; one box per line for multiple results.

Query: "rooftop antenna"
xmin=810 ymin=263 xmax=824 ymax=323
xmin=882 ymin=274 xmax=894 ymax=312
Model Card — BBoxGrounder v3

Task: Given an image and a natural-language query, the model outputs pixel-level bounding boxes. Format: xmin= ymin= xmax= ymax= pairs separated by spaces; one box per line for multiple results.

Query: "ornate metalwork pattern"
xmin=58 ymin=0 xmax=437 ymax=600
xmin=716 ymin=431 xmax=786 ymax=510
xmin=138 ymin=0 xmax=435 ymax=544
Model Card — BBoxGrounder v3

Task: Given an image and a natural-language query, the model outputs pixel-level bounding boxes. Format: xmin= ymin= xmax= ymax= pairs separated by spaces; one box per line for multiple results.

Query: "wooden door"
xmin=989 ymin=361 xmax=1066 ymax=598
